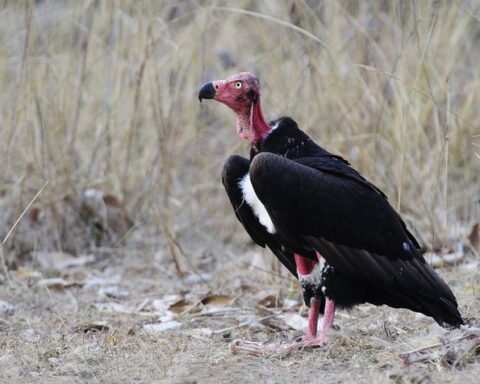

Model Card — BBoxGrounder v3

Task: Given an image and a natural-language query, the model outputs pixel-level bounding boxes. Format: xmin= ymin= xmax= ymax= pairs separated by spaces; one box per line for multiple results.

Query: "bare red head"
xmin=198 ymin=72 xmax=271 ymax=143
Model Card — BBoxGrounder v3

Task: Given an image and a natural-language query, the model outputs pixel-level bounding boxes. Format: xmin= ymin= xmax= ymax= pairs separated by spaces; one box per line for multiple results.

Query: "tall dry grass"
xmin=0 ymin=1 xmax=479 ymax=274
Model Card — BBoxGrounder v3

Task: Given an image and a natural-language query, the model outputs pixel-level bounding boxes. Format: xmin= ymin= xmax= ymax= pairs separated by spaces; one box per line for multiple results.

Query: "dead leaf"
xmin=37 ymin=277 xmax=82 ymax=291
xmin=103 ymin=194 xmax=133 ymax=237
xmin=152 ymin=294 xmax=188 ymax=314
xmin=201 ymin=294 xmax=233 ymax=307
xmin=469 ymin=223 xmax=480 ymax=253
xmin=152 ymin=294 xmax=183 ymax=308
xmin=152 ymin=294 xmax=205 ymax=315
xmin=75 ymin=321 xmax=110 ymax=333
xmin=256 ymin=294 xmax=282 ymax=309
xmin=168 ymin=299 xmax=192 ymax=314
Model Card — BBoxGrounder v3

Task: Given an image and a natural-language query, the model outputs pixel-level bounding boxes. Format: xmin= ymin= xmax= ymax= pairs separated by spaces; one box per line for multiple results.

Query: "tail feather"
xmin=433 ymin=296 xmax=464 ymax=327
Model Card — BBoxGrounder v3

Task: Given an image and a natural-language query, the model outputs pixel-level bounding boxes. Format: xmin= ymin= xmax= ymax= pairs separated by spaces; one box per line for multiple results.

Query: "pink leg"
xmin=316 ymin=250 xmax=335 ymax=338
xmin=287 ymin=253 xmax=334 ymax=349
xmin=320 ymin=299 xmax=335 ymax=338
xmin=288 ymin=299 xmax=335 ymax=350
xmin=293 ymin=253 xmax=320 ymax=339
xmin=305 ymin=298 xmax=320 ymax=338
xmin=230 ymin=253 xmax=334 ymax=356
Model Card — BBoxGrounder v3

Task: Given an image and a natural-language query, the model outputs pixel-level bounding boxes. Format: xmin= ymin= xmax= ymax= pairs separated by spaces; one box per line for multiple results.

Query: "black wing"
xmin=294 ymin=155 xmax=420 ymax=249
xmin=222 ymin=155 xmax=298 ymax=278
xmin=249 ymin=153 xmax=463 ymax=326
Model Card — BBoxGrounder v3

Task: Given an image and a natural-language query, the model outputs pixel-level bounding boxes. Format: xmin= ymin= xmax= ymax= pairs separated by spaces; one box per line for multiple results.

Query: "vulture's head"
xmin=198 ymin=72 xmax=270 ymax=143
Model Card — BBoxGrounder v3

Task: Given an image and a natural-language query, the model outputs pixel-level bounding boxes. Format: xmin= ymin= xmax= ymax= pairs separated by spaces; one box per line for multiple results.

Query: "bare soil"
xmin=1 ymin=248 xmax=479 ymax=384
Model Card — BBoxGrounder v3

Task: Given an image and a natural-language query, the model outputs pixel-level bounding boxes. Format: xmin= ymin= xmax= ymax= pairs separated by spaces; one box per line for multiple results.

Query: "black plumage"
xmin=222 ymin=155 xmax=298 ymax=277
xmin=222 ymin=116 xmax=463 ymax=327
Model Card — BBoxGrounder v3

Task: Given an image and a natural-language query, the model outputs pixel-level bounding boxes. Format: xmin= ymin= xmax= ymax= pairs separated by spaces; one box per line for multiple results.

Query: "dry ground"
xmin=1 ymin=1 xmax=480 ymax=383
xmin=0 ymin=249 xmax=479 ymax=383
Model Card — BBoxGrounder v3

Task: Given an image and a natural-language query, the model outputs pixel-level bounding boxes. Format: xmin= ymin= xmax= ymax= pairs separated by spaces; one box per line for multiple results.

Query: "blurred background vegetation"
xmin=0 ymin=0 xmax=479 ymax=277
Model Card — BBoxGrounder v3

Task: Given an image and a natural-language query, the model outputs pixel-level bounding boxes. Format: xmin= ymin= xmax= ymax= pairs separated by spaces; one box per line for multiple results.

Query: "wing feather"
xmin=249 ymin=153 xmax=462 ymax=325
xmin=222 ymin=155 xmax=298 ymax=277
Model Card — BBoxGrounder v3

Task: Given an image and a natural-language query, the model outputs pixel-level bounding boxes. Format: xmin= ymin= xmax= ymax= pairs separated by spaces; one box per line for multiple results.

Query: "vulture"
xmin=198 ymin=72 xmax=463 ymax=352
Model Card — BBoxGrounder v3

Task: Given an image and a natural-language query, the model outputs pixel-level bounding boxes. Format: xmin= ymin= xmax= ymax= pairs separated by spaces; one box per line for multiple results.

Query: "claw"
xmin=287 ymin=335 xmax=328 ymax=350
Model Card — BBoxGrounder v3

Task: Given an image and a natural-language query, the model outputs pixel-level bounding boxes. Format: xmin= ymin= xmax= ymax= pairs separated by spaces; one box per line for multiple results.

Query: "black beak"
xmin=198 ymin=82 xmax=216 ymax=102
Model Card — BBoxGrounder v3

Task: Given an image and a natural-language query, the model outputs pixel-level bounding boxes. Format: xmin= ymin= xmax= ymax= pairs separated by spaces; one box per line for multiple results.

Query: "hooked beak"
xmin=198 ymin=82 xmax=216 ymax=102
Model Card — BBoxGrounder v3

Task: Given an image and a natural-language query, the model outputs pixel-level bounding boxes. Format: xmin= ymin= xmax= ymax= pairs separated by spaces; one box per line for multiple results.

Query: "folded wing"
xmin=222 ymin=155 xmax=298 ymax=277
xmin=248 ymin=153 xmax=462 ymax=326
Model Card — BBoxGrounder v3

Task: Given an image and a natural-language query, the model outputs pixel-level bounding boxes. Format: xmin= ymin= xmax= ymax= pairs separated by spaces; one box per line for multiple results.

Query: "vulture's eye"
xmin=233 ymin=81 xmax=243 ymax=89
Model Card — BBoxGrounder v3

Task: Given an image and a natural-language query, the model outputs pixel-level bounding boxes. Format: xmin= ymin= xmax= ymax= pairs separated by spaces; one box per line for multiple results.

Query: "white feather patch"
xmin=239 ymin=174 xmax=276 ymax=234
xmin=298 ymin=260 xmax=324 ymax=286
xmin=270 ymin=121 xmax=279 ymax=130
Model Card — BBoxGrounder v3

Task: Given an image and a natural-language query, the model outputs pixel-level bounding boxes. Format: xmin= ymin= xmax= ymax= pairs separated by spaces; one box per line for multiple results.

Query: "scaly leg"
xmin=304 ymin=297 xmax=320 ymax=338
xmin=287 ymin=299 xmax=335 ymax=349
xmin=230 ymin=300 xmax=335 ymax=355
xmin=292 ymin=253 xmax=321 ymax=339
xmin=231 ymin=253 xmax=333 ymax=355
xmin=300 ymin=251 xmax=325 ymax=340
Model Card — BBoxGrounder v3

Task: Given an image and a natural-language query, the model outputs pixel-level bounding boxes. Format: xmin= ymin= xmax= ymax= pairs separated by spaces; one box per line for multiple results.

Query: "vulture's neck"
xmin=236 ymin=100 xmax=271 ymax=144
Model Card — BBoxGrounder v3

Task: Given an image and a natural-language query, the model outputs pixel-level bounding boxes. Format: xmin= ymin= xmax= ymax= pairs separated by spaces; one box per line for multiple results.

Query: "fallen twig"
xmin=229 ymin=339 xmax=282 ymax=357
xmin=399 ymin=329 xmax=480 ymax=365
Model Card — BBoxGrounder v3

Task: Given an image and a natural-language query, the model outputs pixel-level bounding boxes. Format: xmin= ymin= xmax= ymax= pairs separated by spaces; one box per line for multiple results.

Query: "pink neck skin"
xmin=294 ymin=254 xmax=317 ymax=275
xmin=236 ymin=100 xmax=272 ymax=144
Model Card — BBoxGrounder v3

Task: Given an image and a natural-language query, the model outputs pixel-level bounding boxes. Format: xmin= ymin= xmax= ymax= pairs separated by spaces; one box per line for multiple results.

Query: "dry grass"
xmin=0 ymin=1 xmax=479 ymax=383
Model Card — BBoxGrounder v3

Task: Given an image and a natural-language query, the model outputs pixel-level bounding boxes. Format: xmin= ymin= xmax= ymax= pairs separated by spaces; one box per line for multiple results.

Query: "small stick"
xmin=229 ymin=339 xmax=289 ymax=357
xmin=399 ymin=331 xmax=480 ymax=365
xmin=2 ymin=179 xmax=49 ymax=246
xmin=229 ymin=340 xmax=266 ymax=356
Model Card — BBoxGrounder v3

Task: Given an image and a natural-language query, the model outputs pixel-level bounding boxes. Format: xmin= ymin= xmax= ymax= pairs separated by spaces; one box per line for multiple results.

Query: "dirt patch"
xmin=1 ymin=249 xmax=478 ymax=383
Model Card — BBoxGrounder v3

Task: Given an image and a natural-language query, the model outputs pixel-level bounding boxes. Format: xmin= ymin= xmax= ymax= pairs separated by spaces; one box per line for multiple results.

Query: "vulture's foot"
xmin=287 ymin=334 xmax=328 ymax=350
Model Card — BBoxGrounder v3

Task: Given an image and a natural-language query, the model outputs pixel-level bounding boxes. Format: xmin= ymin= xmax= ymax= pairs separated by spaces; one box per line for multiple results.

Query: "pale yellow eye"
xmin=234 ymin=81 xmax=243 ymax=89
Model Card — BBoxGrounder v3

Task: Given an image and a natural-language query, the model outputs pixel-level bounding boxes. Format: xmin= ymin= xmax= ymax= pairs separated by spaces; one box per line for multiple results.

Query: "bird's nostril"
xmin=214 ymin=84 xmax=219 ymax=90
